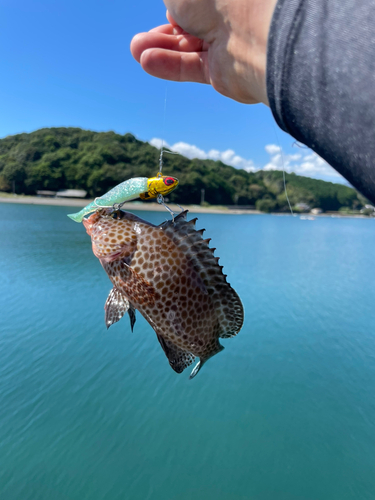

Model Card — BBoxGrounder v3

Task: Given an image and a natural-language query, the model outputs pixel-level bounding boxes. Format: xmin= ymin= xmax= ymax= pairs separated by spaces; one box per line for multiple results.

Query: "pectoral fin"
xmin=104 ymin=287 xmax=130 ymax=329
xmin=156 ymin=334 xmax=195 ymax=374
xmin=104 ymin=287 xmax=137 ymax=331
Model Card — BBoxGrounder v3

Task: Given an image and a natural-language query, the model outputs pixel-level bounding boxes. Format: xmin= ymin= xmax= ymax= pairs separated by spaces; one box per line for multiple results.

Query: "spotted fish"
xmin=83 ymin=208 xmax=244 ymax=378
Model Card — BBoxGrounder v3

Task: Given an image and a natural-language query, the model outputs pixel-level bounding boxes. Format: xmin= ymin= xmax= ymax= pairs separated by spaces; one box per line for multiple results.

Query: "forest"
xmin=0 ymin=127 xmax=366 ymax=212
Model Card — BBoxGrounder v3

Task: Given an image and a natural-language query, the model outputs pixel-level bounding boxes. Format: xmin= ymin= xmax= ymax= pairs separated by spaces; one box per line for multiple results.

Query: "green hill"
xmin=0 ymin=127 xmax=365 ymax=212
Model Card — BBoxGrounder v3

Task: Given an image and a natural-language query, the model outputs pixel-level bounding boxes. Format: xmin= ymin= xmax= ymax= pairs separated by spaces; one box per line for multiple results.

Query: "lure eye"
xmin=164 ymin=177 xmax=175 ymax=186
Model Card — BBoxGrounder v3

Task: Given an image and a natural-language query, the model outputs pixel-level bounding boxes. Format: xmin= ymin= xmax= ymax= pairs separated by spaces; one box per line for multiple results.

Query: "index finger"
xmin=131 ymin=31 xmax=205 ymax=63
xmin=149 ymin=24 xmax=175 ymax=35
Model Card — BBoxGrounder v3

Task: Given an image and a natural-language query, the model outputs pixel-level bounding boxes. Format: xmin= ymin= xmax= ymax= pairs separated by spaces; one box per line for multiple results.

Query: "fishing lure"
xmin=67 ymin=175 xmax=179 ymax=222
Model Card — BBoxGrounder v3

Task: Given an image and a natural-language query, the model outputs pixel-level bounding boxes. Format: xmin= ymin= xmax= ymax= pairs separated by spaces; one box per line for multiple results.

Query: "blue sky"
xmin=0 ymin=0 xmax=344 ymax=183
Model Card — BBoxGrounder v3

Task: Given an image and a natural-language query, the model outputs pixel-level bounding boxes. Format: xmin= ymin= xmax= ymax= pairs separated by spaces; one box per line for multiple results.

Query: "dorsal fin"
xmin=162 ymin=211 xmax=244 ymax=338
xmin=158 ymin=210 xmax=188 ymax=229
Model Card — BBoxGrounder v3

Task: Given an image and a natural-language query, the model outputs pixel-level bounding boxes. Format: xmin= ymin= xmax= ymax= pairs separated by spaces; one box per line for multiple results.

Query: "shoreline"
xmin=0 ymin=194 xmax=260 ymax=215
xmin=0 ymin=194 xmax=372 ymax=218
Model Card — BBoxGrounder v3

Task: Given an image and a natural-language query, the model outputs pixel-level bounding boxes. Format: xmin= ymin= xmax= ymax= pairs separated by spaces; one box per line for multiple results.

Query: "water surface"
xmin=1 ymin=204 xmax=375 ymax=500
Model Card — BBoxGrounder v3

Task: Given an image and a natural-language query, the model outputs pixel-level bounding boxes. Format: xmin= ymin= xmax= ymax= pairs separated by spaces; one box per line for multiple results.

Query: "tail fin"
xmin=67 ymin=211 xmax=84 ymax=223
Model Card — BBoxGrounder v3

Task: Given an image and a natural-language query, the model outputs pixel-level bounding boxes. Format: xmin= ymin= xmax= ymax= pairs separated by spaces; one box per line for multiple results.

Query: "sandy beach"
xmin=0 ymin=194 xmax=261 ymax=215
xmin=0 ymin=194 xmax=372 ymax=218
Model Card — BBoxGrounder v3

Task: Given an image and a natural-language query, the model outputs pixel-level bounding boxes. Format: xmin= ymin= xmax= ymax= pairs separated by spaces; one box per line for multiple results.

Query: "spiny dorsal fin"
xmin=172 ymin=210 xmax=189 ymax=223
xmin=162 ymin=213 xmax=244 ymax=338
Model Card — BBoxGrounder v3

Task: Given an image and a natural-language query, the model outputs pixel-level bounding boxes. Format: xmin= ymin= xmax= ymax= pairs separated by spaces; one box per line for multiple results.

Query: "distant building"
xmin=311 ymin=208 xmax=323 ymax=215
xmin=36 ymin=190 xmax=57 ymax=197
xmin=56 ymin=189 xmax=87 ymax=198
xmin=295 ymin=203 xmax=311 ymax=212
xmin=360 ymin=204 xmax=375 ymax=215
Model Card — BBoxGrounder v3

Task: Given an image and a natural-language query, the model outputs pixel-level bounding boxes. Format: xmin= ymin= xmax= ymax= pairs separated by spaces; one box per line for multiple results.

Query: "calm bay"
xmin=0 ymin=203 xmax=374 ymax=500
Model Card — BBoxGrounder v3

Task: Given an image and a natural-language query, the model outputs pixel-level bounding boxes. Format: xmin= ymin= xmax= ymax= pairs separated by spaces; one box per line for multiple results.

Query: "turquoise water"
xmin=1 ymin=203 xmax=375 ymax=500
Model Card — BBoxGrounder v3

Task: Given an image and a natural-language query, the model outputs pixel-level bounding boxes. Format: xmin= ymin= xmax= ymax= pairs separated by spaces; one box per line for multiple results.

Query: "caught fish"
xmin=67 ymin=175 xmax=178 ymax=222
xmin=83 ymin=208 xmax=244 ymax=379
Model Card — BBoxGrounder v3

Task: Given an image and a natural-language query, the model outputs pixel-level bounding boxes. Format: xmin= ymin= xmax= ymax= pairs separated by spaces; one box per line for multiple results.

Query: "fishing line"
xmin=273 ymin=124 xmax=294 ymax=216
xmin=158 ymin=84 xmax=168 ymax=176
xmin=158 ymin=87 xmax=183 ymax=169
xmin=292 ymin=140 xmax=309 ymax=149
xmin=156 ymin=84 xmax=183 ymax=220
xmin=157 ymin=193 xmax=176 ymax=221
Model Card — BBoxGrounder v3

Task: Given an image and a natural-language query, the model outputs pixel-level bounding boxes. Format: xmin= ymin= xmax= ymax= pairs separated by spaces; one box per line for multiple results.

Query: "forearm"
xmin=267 ymin=0 xmax=375 ymax=203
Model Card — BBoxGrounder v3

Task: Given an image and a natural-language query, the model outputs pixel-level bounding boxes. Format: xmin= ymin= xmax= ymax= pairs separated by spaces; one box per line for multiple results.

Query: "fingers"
xmin=149 ymin=24 xmax=175 ymax=35
xmin=130 ymin=11 xmax=210 ymax=86
xmin=139 ymin=47 xmax=209 ymax=84
xmin=149 ymin=19 xmax=189 ymax=36
xmin=131 ymin=31 xmax=204 ymax=63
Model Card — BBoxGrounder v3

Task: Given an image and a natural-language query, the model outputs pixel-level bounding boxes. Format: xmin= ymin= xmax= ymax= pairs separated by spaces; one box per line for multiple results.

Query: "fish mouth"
xmin=82 ymin=217 xmax=92 ymax=234
xmin=82 ymin=210 xmax=104 ymax=235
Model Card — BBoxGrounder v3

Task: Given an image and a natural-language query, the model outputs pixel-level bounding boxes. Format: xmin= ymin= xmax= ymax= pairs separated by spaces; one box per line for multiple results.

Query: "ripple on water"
xmin=1 ymin=204 xmax=375 ymax=500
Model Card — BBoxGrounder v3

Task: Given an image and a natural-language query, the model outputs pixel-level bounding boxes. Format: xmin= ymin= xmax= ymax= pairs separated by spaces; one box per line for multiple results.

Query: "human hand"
xmin=130 ymin=0 xmax=277 ymax=105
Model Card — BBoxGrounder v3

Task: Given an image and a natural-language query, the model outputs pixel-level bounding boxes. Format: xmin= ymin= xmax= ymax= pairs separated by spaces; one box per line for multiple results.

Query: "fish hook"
xmin=157 ymin=194 xmax=177 ymax=222
xmin=113 ymin=200 xmax=127 ymax=211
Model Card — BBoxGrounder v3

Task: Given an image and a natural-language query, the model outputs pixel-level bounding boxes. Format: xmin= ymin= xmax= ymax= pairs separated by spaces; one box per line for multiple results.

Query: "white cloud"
xmin=168 ymin=141 xmax=208 ymax=160
xmin=149 ymin=138 xmax=346 ymax=183
xmin=265 ymin=144 xmax=282 ymax=155
xmin=264 ymin=145 xmax=343 ymax=181
xmin=149 ymin=138 xmax=255 ymax=172
xmin=149 ymin=138 xmax=164 ymax=150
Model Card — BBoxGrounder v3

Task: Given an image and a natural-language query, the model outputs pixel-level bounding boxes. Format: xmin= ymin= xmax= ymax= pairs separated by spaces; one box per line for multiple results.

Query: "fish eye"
xmin=164 ymin=177 xmax=175 ymax=186
xmin=111 ymin=210 xmax=123 ymax=219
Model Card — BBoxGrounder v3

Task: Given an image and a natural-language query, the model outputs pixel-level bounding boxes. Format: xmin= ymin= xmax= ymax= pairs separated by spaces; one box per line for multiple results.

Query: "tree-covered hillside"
xmin=0 ymin=127 xmax=365 ymax=211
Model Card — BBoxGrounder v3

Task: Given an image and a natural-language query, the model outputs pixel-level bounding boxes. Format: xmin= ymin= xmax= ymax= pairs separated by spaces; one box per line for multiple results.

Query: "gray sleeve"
xmin=267 ymin=0 xmax=375 ymax=204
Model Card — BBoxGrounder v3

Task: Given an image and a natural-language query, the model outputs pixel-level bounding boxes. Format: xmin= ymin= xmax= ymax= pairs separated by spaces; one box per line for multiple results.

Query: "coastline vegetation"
xmin=0 ymin=127 xmax=368 ymax=212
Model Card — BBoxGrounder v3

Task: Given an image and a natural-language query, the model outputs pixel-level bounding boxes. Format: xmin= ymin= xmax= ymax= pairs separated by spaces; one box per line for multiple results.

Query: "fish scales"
xmin=83 ymin=208 xmax=244 ymax=378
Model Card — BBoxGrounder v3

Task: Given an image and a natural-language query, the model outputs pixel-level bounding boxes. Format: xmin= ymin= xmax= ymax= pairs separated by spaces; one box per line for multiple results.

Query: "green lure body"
xmin=67 ymin=177 xmax=148 ymax=223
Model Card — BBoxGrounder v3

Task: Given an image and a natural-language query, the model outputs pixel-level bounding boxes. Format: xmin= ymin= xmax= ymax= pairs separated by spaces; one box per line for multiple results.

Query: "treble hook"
xmin=157 ymin=193 xmax=175 ymax=221
xmin=157 ymin=194 xmax=185 ymax=223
